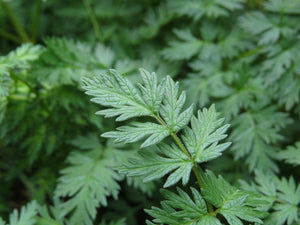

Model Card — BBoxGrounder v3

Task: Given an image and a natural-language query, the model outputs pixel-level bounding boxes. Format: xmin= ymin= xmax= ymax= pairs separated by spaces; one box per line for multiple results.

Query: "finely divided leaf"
xmin=145 ymin=187 xmax=209 ymax=225
xmin=138 ymin=68 xmax=165 ymax=113
xmin=161 ymin=29 xmax=202 ymax=60
xmin=84 ymin=68 xmax=195 ymax=148
xmin=119 ymin=143 xmax=193 ymax=187
xmin=277 ymin=142 xmax=300 ymax=166
xmin=161 ymin=187 xmax=207 ymax=217
xmin=168 ymin=0 xmax=244 ymax=20
xmin=83 ymin=69 xmax=168 ymax=122
xmin=55 ymin=149 xmax=122 ymax=225
xmin=8 ymin=201 xmax=37 ymax=225
xmin=182 ymin=105 xmax=230 ymax=163
xmin=0 ymin=71 xmax=11 ymax=98
xmin=201 ymin=170 xmax=266 ymax=225
xmin=241 ymin=171 xmax=300 ymax=225
xmin=82 ymin=69 xmax=151 ymax=121
xmin=102 ymin=122 xmax=170 ymax=148
xmin=230 ymin=106 xmax=291 ymax=172
xmin=160 ymin=76 xmax=194 ymax=132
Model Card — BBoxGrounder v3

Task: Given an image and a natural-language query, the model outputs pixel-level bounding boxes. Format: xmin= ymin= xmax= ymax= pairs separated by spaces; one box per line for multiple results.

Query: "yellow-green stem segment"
xmin=153 ymin=114 xmax=214 ymax=214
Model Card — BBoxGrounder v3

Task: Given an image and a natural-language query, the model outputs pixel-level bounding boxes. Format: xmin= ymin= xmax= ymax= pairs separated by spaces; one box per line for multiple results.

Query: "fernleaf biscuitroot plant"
xmin=82 ymin=68 xmax=267 ymax=224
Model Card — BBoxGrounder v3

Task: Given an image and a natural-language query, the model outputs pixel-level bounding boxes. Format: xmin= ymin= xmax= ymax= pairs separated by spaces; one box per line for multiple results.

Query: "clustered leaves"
xmin=1 ymin=0 xmax=300 ymax=224
xmin=83 ymin=69 xmax=266 ymax=224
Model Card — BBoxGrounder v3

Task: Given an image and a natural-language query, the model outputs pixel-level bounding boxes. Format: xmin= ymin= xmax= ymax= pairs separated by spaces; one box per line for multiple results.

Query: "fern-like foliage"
xmin=161 ymin=23 xmax=249 ymax=62
xmin=83 ymin=69 xmax=230 ymax=186
xmin=83 ymin=68 xmax=196 ymax=146
xmin=55 ymin=135 xmax=125 ymax=225
xmin=32 ymin=38 xmax=139 ymax=87
xmin=230 ymin=105 xmax=291 ymax=172
xmin=2 ymin=0 xmax=300 ymax=224
xmin=0 ymin=43 xmax=43 ymax=98
xmin=83 ymin=68 xmax=267 ymax=224
xmin=146 ymin=171 xmax=266 ymax=225
xmin=36 ymin=201 xmax=65 ymax=225
xmin=240 ymin=171 xmax=300 ymax=225
xmin=0 ymin=202 xmax=37 ymax=225
xmin=168 ymin=0 xmax=245 ymax=20
xmin=277 ymin=142 xmax=300 ymax=166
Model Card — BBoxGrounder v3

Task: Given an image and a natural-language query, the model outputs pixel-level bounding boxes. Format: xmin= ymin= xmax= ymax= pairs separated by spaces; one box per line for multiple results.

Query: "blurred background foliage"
xmin=0 ymin=0 xmax=300 ymax=224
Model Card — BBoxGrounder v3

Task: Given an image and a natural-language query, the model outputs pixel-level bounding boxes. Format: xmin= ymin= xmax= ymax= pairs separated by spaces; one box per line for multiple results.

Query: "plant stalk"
xmin=0 ymin=29 xmax=21 ymax=43
xmin=154 ymin=114 xmax=214 ymax=213
xmin=82 ymin=0 xmax=104 ymax=43
xmin=31 ymin=0 xmax=42 ymax=43
xmin=1 ymin=1 xmax=30 ymax=43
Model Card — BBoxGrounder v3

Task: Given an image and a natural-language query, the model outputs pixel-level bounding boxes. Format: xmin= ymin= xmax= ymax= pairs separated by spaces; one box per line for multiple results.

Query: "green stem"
xmin=171 ymin=133 xmax=193 ymax=159
xmin=82 ymin=0 xmax=104 ymax=43
xmin=1 ymin=1 xmax=30 ymax=43
xmin=238 ymin=46 xmax=264 ymax=59
xmin=153 ymin=114 xmax=214 ymax=213
xmin=0 ymin=29 xmax=21 ymax=43
xmin=31 ymin=0 xmax=42 ymax=43
xmin=247 ymin=111 xmax=255 ymax=128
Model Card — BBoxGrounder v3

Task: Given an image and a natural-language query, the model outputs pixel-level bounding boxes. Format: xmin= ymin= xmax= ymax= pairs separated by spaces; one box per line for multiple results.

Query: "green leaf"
xmin=119 ymin=143 xmax=193 ymax=188
xmin=240 ymin=171 xmax=300 ymax=225
xmin=138 ymin=68 xmax=165 ymax=113
xmin=219 ymin=76 xmax=267 ymax=119
xmin=262 ymin=45 xmax=298 ymax=84
xmin=161 ymin=29 xmax=202 ymax=60
xmin=0 ymin=71 xmax=11 ymax=98
xmin=68 ymin=133 xmax=101 ymax=150
xmin=3 ymin=201 xmax=37 ymax=225
xmin=84 ymin=68 xmax=194 ymax=146
xmin=278 ymin=142 xmax=300 ymax=166
xmin=55 ymin=148 xmax=122 ymax=225
xmin=160 ymin=76 xmax=194 ymax=132
xmin=201 ymin=170 xmax=267 ymax=224
xmin=277 ymin=70 xmax=300 ymax=110
xmin=161 ymin=187 xmax=207 ymax=217
xmin=145 ymin=187 xmax=209 ymax=224
xmin=198 ymin=215 xmax=222 ymax=225
xmin=7 ymin=43 xmax=44 ymax=67
xmin=168 ymin=0 xmax=244 ymax=20
xmin=229 ymin=106 xmax=291 ymax=172
xmin=102 ymin=122 xmax=170 ymax=148
xmin=240 ymin=12 xmax=280 ymax=45
xmin=264 ymin=0 xmax=300 ymax=14
xmin=182 ymin=105 xmax=231 ymax=163
xmin=34 ymin=38 xmax=134 ymax=87
xmin=36 ymin=201 xmax=64 ymax=225
xmin=184 ymin=57 xmax=233 ymax=107
xmin=83 ymin=69 xmax=151 ymax=121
